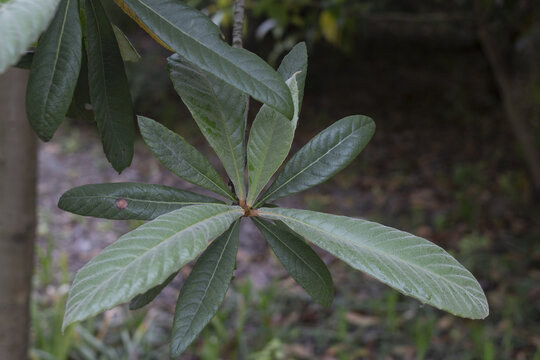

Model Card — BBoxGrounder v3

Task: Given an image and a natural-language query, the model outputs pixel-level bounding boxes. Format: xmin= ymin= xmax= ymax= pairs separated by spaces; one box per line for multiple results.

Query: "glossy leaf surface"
xmin=85 ymin=0 xmax=134 ymax=173
xmin=63 ymin=204 xmax=243 ymax=329
xmin=253 ymin=218 xmax=333 ymax=307
xmin=257 ymin=115 xmax=375 ymax=206
xmin=171 ymin=221 xmax=239 ymax=357
xmin=138 ymin=116 xmax=234 ymax=201
xmin=168 ymin=55 xmax=246 ymax=200
xmin=58 ymin=182 xmax=222 ymax=220
xmin=26 ymin=0 xmax=82 ymax=141
xmin=115 ymin=0 xmax=293 ymax=118
xmin=259 ymin=207 xmax=489 ymax=319
xmin=0 ymin=0 xmax=61 ymax=74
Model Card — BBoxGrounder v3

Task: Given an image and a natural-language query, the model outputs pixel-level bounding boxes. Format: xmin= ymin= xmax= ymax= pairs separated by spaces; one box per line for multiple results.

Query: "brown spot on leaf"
xmin=116 ymin=198 xmax=128 ymax=210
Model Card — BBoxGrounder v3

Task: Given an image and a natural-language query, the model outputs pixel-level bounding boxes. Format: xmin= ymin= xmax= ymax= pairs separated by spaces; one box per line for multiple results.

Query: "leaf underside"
xmin=58 ymin=182 xmax=223 ymax=220
xmin=63 ymin=204 xmax=243 ymax=329
xmin=259 ymin=207 xmax=489 ymax=319
xmin=170 ymin=221 xmax=240 ymax=357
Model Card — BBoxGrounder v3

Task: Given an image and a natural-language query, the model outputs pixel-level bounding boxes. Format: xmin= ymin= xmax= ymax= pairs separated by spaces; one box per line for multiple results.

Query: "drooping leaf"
xmin=66 ymin=52 xmax=94 ymax=122
xmin=167 ymin=55 xmax=247 ymax=201
xmin=85 ymin=0 xmax=134 ymax=173
xmin=277 ymin=42 xmax=307 ymax=111
xmin=0 ymin=0 xmax=61 ymax=74
xmin=138 ymin=116 xmax=235 ymax=201
xmin=26 ymin=0 xmax=82 ymax=141
xmin=258 ymin=208 xmax=489 ymax=319
xmin=170 ymin=221 xmax=240 ymax=357
xmin=253 ymin=218 xmax=333 ymax=307
xmin=256 ymin=115 xmax=375 ymax=207
xmin=58 ymin=182 xmax=223 ymax=220
xmin=63 ymin=204 xmax=243 ymax=329
xmin=112 ymin=24 xmax=140 ymax=62
xmin=129 ymin=270 xmax=179 ymax=310
xmin=113 ymin=0 xmax=293 ymax=118
xmin=14 ymin=51 xmax=34 ymax=69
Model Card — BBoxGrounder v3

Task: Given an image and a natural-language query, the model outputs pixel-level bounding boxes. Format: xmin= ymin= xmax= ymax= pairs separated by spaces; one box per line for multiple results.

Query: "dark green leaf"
xmin=129 ymin=271 xmax=178 ymax=310
xmin=138 ymin=116 xmax=235 ymax=201
xmin=170 ymin=221 xmax=240 ymax=357
xmin=277 ymin=42 xmax=307 ymax=110
xmin=253 ymin=218 xmax=333 ymax=307
xmin=63 ymin=204 xmax=243 ymax=329
xmin=167 ymin=55 xmax=247 ymax=201
xmin=58 ymin=182 xmax=223 ymax=220
xmin=256 ymin=115 xmax=375 ymax=207
xmin=66 ymin=52 xmax=94 ymax=122
xmin=26 ymin=0 xmax=82 ymax=141
xmin=116 ymin=0 xmax=293 ymax=118
xmin=85 ymin=0 xmax=134 ymax=173
xmin=14 ymin=51 xmax=34 ymax=69
xmin=259 ymin=207 xmax=489 ymax=319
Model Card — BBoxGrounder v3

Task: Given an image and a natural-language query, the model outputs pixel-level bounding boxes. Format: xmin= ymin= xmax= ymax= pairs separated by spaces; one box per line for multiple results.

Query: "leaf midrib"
xmin=176 ymin=221 xmax=237 ymax=347
xmin=133 ymin=0 xmax=288 ymax=112
xmin=257 ymin=122 xmax=366 ymax=206
xmin=62 ymin=194 xmax=219 ymax=206
xmin=39 ymin=0 xmax=71 ymax=128
xmin=260 ymin=210 xmax=482 ymax=304
xmin=67 ymin=207 xmax=242 ymax=319
xmin=253 ymin=218 xmax=329 ymax=289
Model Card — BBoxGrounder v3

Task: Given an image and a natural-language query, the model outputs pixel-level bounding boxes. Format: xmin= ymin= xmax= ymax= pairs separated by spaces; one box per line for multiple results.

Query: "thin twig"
xmin=232 ymin=0 xmax=245 ymax=49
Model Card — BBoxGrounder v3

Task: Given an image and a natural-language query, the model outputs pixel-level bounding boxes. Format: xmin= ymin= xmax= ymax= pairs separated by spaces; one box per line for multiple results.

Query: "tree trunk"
xmin=0 ymin=68 xmax=37 ymax=360
xmin=474 ymin=1 xmax=540 ymax=193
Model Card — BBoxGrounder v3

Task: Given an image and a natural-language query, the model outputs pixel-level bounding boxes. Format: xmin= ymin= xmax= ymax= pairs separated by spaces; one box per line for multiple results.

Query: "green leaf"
xmin=58 ymin=182 xmax=223 ymax=220
xmin=63 ymin=204 xmax=243 ymax=329
xmin=277 ymin=42 xmax=307 ymax=111
xmin=138 ymin=116 xmax=235 ymax=201
xmin=253 ymin=218 xmax=333 ymax=307
xmin=115 ymin=0 xmax=293 ymax=118
xmin=112 ymin=24 xmax=140 ymax=62
xmin=170 ymin=221 xmax=240 ymax=357
xmin=66 ymin=52 xmax=94 ymax=122
xmin=26 ymin=0 xmax=82 ymax=141
xmin=14 ymin=51 xmax=34 ymax=69
xmin=256 ymin=115 xmax=375 ymax=207
xmin=85 ymin=0 xmax=134 ymax=173
xmin=246 ymin=106 xmax=294 ymax=206
xmin=258 ymin=208 xmax=489 ymax=319
xmin=129 ymin=270 xmax=178 ymax=310
xmin=167 ymin=55 xmax=246 ymax=201
xmin=0 ymin=0 xmax=61 ymax=74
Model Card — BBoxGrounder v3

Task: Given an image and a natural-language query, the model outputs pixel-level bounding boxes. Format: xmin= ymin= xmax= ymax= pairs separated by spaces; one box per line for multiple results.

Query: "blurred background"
xmin=31 ymin=0 xmax=539 ymax=359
